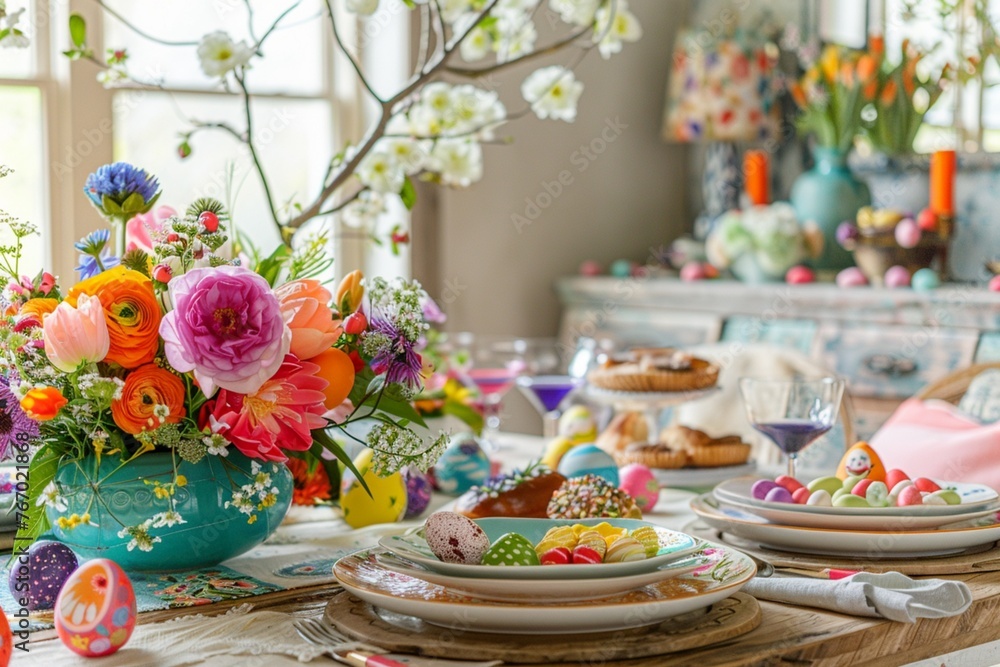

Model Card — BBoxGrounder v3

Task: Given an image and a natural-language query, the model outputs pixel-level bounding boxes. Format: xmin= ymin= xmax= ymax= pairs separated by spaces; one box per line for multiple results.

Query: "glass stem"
xmin=481 ymin=396 xmax=503 ymax=450
xmin=542 ymin=410 xmax=560 ymax=439
xmin=787 ymin=453 xmax=797 ymax=480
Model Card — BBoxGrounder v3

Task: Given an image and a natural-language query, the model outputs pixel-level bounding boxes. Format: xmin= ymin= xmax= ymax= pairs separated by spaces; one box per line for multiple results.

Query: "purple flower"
xmin=160 ymin=266 xmax=291 ymax=397
xmin=421 ymin=295 xmax=446 ymax=324
xmin=366 ymin=315 xmax=424 ymax=392
xmin=84 ymin=162 xmax=160 ymax=207
xmin=0 ymin=377 xmax=39 ymax=461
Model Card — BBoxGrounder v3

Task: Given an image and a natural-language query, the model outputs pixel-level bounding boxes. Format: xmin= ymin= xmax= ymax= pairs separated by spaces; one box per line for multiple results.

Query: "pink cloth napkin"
xmin=870 ymin=398 xmax=1000 ymax=488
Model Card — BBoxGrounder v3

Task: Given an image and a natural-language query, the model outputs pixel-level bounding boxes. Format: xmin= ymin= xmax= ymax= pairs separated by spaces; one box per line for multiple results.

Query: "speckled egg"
xmin=912 ymin=268 xmax=941 ymax=292
xmin=618 ymin=464 xmax=660 ymax=511
xmin=55 ymin=559 xmax=136 ymax=658
xmin=785 ymin=265 xmax=815 ymax=285
xmin=557 ymin=444 xmax=620 ymax=486
xmin=894 ymin=218 xmax=922 ymax=249
xmin=340 ymin=448 xmax=408 ymax=528
xmin=836 ymin=267 xmax=869 ymax=288
xmin=402 ymin=466 xmax=434 ymax=519
xmin=558 ymin=406 xmax=597 ymax=444
xmin=0 ymin=609 xmax=9 ymax=667
xmin=433 ymin=434 xmax=491 ymax=496
xmin=884 ymin=265 xmax=911 ymax=288
xmin=424 ymin=511 xmax=490 ymax=564
xmin=8 ymin=540 xmax=78 ymax=611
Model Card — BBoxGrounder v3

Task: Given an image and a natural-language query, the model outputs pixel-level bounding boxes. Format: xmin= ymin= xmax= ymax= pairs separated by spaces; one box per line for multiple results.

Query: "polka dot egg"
xmin=618 ymin=463 xmax=660 ymax=511
xmin=8 ymin=540 xmax=78 ymax=611
xmin=55 ymin=559 xmax=136 ymax=658
xmin=433 ymin=434 xmax=491 ymax=496
xmin=341 ymin=448 xmax=408 ymax=528
xmin=557 ymin=444 xmax=620 ymax=486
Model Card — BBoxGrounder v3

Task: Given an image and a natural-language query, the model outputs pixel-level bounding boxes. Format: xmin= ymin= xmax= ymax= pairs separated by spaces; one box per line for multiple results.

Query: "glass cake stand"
xmin=583 ymin=385 xmax=721 ymax=439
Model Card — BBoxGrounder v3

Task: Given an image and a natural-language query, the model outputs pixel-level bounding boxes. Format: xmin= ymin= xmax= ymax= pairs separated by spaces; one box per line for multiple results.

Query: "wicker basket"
xmin=844 ymin=229 xmax=948 ymax=285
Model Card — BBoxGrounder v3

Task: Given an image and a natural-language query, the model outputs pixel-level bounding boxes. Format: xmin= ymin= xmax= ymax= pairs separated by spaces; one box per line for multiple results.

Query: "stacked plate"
xmin=692 ymin=476 xmax=1000 ymax=557
xmin=333 ymin=517 xmax=757 ymax=635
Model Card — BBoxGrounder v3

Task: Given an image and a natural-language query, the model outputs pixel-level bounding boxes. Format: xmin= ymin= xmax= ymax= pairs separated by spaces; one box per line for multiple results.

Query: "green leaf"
xmin=120 ymin=192 xmax=146 ymax=215
xmin=348 ymin=368 xmax=427 ymax=428
xmin=303 ymin=440 xmax=342 ymax=499
xmin=312 ymin=429 xmax=371 ymax=498
xmin=442 ymin=400 xmax=484 ymax=435
xmin=69 ymin=13 xmax=87 ymax=48
xmin=400 ymin=177 xmax=417 ymax=211
xmin=14 ymin=444 xmax=62 ymax=550
xmin=101 ymin=194 xmax=123 ymax=215
xmin=254 ymin=244 xmax=291 ymax=287
xmin=365 ymin=374 xmax=386 ymax=396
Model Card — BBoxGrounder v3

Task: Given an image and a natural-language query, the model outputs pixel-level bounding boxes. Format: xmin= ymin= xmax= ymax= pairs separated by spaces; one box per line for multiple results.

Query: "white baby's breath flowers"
xmin=151 ymin=510 xmax=187 ymax=528
xmin=594 ymin=0 xmax=642 ymax=59
xmin=197 ymin=31 xmax=255 ymax=78
xmin=521 ymin=66 xmax=584 ymax=122
xmin=368 ymin=424 xmax=450 ymax=476
xmin=37 ymin=481 xmax=68 ymax=512
xmin=549 ymin=0 xmax=601 ymax=26
xmin=118 ymin=521 xmax=161 ymax=552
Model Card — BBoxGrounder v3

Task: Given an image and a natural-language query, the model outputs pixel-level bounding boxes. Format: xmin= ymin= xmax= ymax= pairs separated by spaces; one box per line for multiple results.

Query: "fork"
xmin=293 ymin=618 xmax=407 ymax=667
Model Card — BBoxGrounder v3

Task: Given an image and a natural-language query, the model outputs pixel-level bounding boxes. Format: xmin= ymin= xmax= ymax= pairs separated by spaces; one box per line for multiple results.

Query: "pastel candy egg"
xmin=990 ymin=275 xmax=1000 ymax=293
xmin=341 ymin=449 xmax=407 ymax=528
xmin=618 ymin=464 xmax=660 ymax=512
xmin=610 ymin=259 xmax=634 ymax=278
xmin=884 ymin=265 xmax=911 ymax=288
xmin=558 ymin=406 xmax=598 ymax=445
xmin=482 ymin=533 xmax=540 ymax=566
xmin=917 ymin=208 xmax=938 ymax=232
xmin=680 ymin=261 xmax=709 ymax=282
xmin=887 ymin=479 xmax=914 ymax=506
xmin=752 ymin=479 xmax=779 ymax=500
xmin=0 ymin=608 xmax=10 ymax=667
xmin=865 ymin=481 xmax=890 ymax=507
xmin=425 ymin=511 xmax=490 ymax=564
xmin=807 ymin=476 xmax=843 ymax=495
xmin=571 ymin=545 xmax=603 ymax=564
xmin=764 ymin=487 xmax=794 ymax=504
xmin=786 ymin=265 xmax=815 ymax=285
xmin=836 ymin=221 xmax=860 ymax=246
xmin=923 ymin=492 xmax=948 ymax=506
xmin=579 ymin=260 xmax=603 ymax=276
xmin=775 ymin=475 xmax=805 ymax=493
xmin=558 ymin=444 xmax=620 ymax=486
xmin=9 ymin=540 xmax=78 ymax=611
xmin=930 ymin=489 xmax=962 ymax=505
xmin=792 ymin=487 xmax=811 ymax=504
xmin=894 ymin=218 xmax=922 ymax=249
xmin=55 ymin=559 xmax=136 ymax=658
xmin=912 ymin=268 xmax=940 ymax=292
xmin=842 ymin=475 xmax=867 ymax=491
xmin=914 ymin=478 xmax=941 ymax=493
xmin=896 ymin=485 xmax=924 ymax=506
xmin=433 ymin=434 xmax=491 ymax=496
xmin=836 ymin=442 xmax=886 ymax=482
xmin=833 ymin=494 xmax=870 ymax=508
xmin=836 ymin=267 xmax=869 ymax=288
xmin=885 ymin=469 xmax=910 ymax=491
xmin=540 ymin=547 xmax=572 ymax=565
xmin=851 ymin=479 xmax=874 ymax=497
xmin=807 ymin=490 xmax=833 ymax=506
xmin=832 ymin=488 xmax=851 ymax=502
xmin=402 ymin=466 xmax=433 ymax=519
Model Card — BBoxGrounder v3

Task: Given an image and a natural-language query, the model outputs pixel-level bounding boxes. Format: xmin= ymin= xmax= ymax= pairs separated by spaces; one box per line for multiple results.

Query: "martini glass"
xmin=513 ymin=338 xmax=583 ymax=437
xmin=454 ymin=334 xmax=526 ymax=450
xmin=739 ymin=377 xmax=846 ymax=479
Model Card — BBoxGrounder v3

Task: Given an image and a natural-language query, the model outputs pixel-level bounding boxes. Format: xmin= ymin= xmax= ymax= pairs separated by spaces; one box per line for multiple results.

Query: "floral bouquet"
xmin=0 ymin=162 xmax=445 ymax=567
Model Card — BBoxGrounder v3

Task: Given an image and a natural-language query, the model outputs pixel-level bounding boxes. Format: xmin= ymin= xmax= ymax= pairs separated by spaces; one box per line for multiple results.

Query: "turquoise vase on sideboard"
xmin=45 ymin=450 xmax=292 ymax=572
xmin=790 ymin=146 xmax=871 ymax=271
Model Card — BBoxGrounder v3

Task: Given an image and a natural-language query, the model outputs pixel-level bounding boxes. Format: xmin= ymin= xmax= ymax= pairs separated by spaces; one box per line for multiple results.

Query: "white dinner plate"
xmin=378 ymin=517 xmax=700 ymax=580
xmin=714 ymin=477 xmax=1000 ymax=517
xmin=373 ymin=550 xmax=708 ymax=602
xmin=652 ymin=461 xmax=758 ymax=489
xmin=691 ymin=494 xmax=1000 ymax=558
xmin=334 ymin=543 xmax=756 ymax=634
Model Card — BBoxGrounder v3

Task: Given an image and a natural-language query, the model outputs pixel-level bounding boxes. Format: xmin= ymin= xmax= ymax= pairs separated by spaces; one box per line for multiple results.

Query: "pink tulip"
xmin=43 ymin=294 xmax=110 ymax=372
xmin=39 ymin=272 xmax=56 ymax=295
xmin=126 ymin=205 xmax=177 ymax=254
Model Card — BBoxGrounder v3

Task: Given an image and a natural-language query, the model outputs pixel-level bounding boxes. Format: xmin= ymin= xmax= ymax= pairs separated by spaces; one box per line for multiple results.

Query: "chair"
xmin=916 ymin=362 xmax=1000 ymax=405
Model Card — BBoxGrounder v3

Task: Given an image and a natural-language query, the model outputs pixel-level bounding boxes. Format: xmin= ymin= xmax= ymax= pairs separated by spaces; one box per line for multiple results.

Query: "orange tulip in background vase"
xmin=744 ymin=150 xmax=770 ymax=206
xmin=930 ymin=149 xmax=956 ymax=217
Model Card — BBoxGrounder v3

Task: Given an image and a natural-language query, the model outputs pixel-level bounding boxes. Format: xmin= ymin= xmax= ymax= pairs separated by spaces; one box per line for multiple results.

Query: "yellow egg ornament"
xmin=340 ymin=449 xmax=408 ymax=528
xmin=836 ymin=442 xmax=886 ymax=482
xmin=541 ymin=436 xmax=578 ymax=469
xmin=558 ymin=406 xmax=598 ymax=445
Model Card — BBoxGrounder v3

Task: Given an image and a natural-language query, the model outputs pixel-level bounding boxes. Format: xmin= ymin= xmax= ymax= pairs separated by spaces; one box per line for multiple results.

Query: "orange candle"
xmin=930 ymin=150 xmax=956 ymax=216
xmin=744 ymin=150 xmax=770 ymax=206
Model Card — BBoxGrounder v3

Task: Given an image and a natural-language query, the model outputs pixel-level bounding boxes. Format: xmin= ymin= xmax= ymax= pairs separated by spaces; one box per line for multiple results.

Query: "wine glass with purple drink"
xmin=739 ymin=377 xmax=846 ymax=480
xmin=513 ymin=338 xmax=584 ymax=438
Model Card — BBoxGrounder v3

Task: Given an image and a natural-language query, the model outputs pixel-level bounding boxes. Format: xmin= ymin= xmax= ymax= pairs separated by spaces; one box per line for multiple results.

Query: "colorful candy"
xmin=630 ymin=526 xmax=661 ymax=559
xmin=540 ymin=547 xmax=572 ymax=565
xmin=535 ymin=525 xmax=578 ymax=556
xmin=605 ymin=536 xmax=646 ymax=563
xmin=914 ymin=478 xmax=942 ymax=493
xmin=571 ymin=545 xmax=604 ymax=564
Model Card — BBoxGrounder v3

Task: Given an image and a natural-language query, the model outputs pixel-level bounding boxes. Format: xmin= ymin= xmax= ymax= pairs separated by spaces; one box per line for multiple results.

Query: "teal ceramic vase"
xmin=790 ymin=147 xmax=871 ymax=271
xmin=46 ymin=450 xmax=292 ymax=572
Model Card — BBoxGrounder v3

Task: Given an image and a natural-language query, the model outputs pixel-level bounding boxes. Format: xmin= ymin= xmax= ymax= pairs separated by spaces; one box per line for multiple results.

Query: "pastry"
xmin=546 ymin=474 xmax=643 ymax=520
xmin=595 ymin=412 xmax=648 ymax=455
xmin=454 ymin=462 xmax=566 ymax=519
xmin=659 ymin=425 xmax=751 ymax=468
xmin=587 ymin=349 xmax=719 ymax=393
xmin=616 ymin=442 xmax=687 ymax=469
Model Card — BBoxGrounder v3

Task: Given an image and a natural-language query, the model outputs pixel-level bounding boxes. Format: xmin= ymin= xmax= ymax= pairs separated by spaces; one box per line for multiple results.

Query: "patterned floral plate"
xmin=334 ymin=543 xmax=755 ymax=635
xmin=378 ymin=518 xmax=700 ymax=580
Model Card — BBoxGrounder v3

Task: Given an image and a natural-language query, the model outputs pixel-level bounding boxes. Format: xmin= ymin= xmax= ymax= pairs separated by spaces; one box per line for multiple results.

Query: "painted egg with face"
xmin=402 ymin=466 xmax=434 ymax=519
xmin=432 ymin=434 xmax=491 ymax=496
xmin=0 ymin=609 xmax=9 ymax=667
xmin=558 ymin=406 xmax=598 ymax=445
xmin=55 ymin=559 xmax=136 ymax=658
xmin=618 ymin=464 xmax=660 ymax=511
xmin=557 ymin=444 xmax=620 ymax=486
xmin=836 ymin=442 xmax=886 ymax=482
xmin=341 ymin=448 xmax=408 ymax=528
xmin=8 ymin=540 xmax=78 ymax=611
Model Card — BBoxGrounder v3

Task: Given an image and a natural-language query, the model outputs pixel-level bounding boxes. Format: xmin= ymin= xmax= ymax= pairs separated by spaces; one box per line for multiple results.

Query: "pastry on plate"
xmin=660 ymin=425 xmax=751 ymax=468
xmin=595 ymin=412 xmax=648 ymax=455
xmin=616 ymin=442 xmax=687 ymax=469
xmin=454 ymin=462 xmax=567 ymax=519
xmin=587 ymin=349 xmax=719 ymax=393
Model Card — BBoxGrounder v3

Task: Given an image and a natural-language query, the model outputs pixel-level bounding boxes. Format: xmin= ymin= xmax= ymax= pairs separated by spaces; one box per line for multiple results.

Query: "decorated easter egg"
xmin=989 ymin=275 xmax=1000 ymax=292
xmin=610 ymin=259 xmax=634 ymax=278
xmin=836 ymin=442 xmax=886 ymax=482
xmin=433 ymin=434 xmax=491 ymax=495
xmin=482 ymin=533 xmax=540 ymax=566
xmin=424 ymin=511 xmax=490 ymax=564
xmin=55 ymin=559 xmax=136 ymax=658
xmin=541 ymin=437 xmax=578 ymax=469
xmin=618 ymin=464 xmax=660 ymax=511
xmin=785 ymin=265 xmax=815 ymax=285
xmin=751 ymin=479 xmax=779 ymax=499
xmin=894 ymin=218 xmax=922 ymax=249
xmin=912 ymin=268 xmax=940 ymax=292
xmin=340 ymin=448 xmax=408 ymax=528
xmin=0 ymin=608 xmax=10 ymax=667
xmin=917 ymin=208 xmax=938 ymax=232
xmin=557 ymin=444 xmax=620 ymax=486
xmin=836 ymin=267 xmax=868 ymax=288
xmin=884 ymin=265 xmax=911 ymax=288
xmin=8 ymin=540 xmax=78 ymax=611
xmin=579 ymin=260 xmax=603 ymax=277
xmin=836 ymin=221 xmax=859 ymax=246
xmin=558 ymin=406 xmax=598 ymax=444
xmin=680 ymin=261 xmax=709 ymax=282
xmin=401 ymin=466 xmax=434 ymax=519
xmin=540 ymin=547 xmax=572 ymax=565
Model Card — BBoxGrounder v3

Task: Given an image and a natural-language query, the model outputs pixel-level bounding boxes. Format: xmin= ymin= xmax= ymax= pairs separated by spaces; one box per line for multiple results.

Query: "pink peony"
xmin=126 ymin=205 xmax=177 ymax=253
xmin=43 ymin=294 xmax=110 ymax=373
xmin=160 ymin=265 xmax=290 ymax=397
xmin=202 ymin=355 xmax=329 ymax=462
xmin=273 ymin=279 xmax=342 ymax=361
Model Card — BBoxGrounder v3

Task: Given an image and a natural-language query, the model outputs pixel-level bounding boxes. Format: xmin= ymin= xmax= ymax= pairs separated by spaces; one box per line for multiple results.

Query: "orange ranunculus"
xmin=67 ymin=266 xmax=162 ymax=369
xmin=19 ymin=298 xmax=59 ymax=320
xmin=111 ymin=363 xmax=187 ymax=434
xmin=335 ymin=270 xmax=364 ymax=315
xmin=20 ymin=386 xmax=68 ymax=421
xmin=311 ymin=347 xmax=355 ymax=410
xmin=274 ymin=279 xmax=342 ymax=361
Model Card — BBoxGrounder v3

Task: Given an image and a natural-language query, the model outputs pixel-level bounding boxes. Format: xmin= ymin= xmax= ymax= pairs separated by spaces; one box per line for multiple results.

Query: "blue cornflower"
xmin=75 ymin=229 xmax=120 ymax=279
xmin=84 ymin=162 xmax=161 ymax=215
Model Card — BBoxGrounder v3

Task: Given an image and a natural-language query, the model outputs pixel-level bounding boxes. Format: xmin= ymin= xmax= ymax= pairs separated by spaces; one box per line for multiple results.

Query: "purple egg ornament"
xmin=8 ymin=541 xmax=78 ymax=611
xmin=402 ymin=466 xmax=434 ymax=518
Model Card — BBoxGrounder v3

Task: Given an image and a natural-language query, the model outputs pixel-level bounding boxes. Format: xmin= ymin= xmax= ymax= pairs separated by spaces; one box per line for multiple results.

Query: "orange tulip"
xmin=856 ymin=55 xmax=877 ymax=83
xmin=790 ymin=82 xmax=807 ymax=108
xmin=903 ymin=61 xmax=918 ymax=97
xmin=880 ymin=79 xmax=898 ymax=106
xmin=67 ymin=266 xmax=162 ymax=369
xmin=111 ymin=363 xmax=187 ymax=434
xmin=335 ymin=270 xmax=364 ymax=315
xmin=864 ymin=79 xmax=878 ymax=101
xmin=311 ymin=347 xmax=356 ymax=410
xmin=20 ymin=386 xmax=68 ymax=421
xmin=19 ymin=298 xmax=59 ymax=320
xmin=839 ymin=62 xmax=855 ymax=88
xmin=870 ymin=34 xmax=885 ymax=60
xmin=274 ymin=279 xmax=342 ymax=361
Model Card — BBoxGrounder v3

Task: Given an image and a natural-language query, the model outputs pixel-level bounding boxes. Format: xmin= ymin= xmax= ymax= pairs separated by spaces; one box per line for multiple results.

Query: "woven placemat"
xmin=686 ymin=520 xmax=1000 ymax=575
xmin=324 ymin=591 xmax=761 ymax=664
